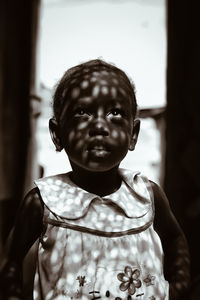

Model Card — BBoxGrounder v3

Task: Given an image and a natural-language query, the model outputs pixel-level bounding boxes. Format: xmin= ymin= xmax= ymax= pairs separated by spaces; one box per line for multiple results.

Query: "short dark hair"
xmin=52 ymin=59 xmax=137 ymax=121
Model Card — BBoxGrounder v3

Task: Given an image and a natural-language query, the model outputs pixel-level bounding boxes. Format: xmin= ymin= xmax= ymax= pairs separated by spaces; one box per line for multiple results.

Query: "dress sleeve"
xmin=151 ymin=181 xmax=190 ymax=300
xmin=0 ymin=187 xmax=44 ymax=299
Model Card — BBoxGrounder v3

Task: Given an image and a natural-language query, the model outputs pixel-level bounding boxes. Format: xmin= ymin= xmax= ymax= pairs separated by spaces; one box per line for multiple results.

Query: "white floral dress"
xmin=33 ymin=169 xmax=169 ymax=300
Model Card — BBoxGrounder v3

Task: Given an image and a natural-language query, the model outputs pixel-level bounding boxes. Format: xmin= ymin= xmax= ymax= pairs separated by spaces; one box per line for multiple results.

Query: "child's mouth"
xmin=87 ymin=144 xmax=110 ymax=158
xmin=89 ymin=148 xmax=110 ymax=158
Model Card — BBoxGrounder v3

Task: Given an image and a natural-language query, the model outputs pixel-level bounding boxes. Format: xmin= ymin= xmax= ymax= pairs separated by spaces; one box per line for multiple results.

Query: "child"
xmin=0 ymin=59 xmax=190 ymax=300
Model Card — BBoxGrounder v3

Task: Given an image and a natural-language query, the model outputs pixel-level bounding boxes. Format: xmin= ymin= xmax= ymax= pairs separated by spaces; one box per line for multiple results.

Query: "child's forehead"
xmin=62 ymin=67 xmax=130 ymax=102
xmin=68 ymin=67 xmax=121 ymax=87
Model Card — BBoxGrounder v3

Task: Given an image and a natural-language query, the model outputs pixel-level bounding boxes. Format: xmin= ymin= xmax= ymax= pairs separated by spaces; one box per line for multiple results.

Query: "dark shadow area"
xmin=0 ymin=1 xmax=40 ymax=298
xmin=0 ymin=0 xmax=40 ymax=243
xmin=165 ymin=0 xmax=200 ymax=294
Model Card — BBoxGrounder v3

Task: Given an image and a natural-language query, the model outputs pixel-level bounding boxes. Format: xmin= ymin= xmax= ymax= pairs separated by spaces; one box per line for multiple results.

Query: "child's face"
xmin=50 ymin=73 xmax=139 ymax=173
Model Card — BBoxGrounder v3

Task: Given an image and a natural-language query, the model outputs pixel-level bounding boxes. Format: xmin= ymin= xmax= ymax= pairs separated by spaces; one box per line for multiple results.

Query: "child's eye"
xmin=108 ymin=108 xmax=124 ymax=117
xmin=74 ymin=108 xmax=89 ymax=116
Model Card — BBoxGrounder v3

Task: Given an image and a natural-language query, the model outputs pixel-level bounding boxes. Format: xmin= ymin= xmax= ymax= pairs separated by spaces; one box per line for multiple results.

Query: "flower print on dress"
xmin=149 ymin=296 xmax=156 ymax=300
xmin=117 ymin=266 xmax=142 ymax=295
xmin=75 ymin=289 xmax=81 ymax=298
xmin=143 ymin=274 xmax=156 ymax=286
xmin=76 ymin=275 xmax=86 ymax=287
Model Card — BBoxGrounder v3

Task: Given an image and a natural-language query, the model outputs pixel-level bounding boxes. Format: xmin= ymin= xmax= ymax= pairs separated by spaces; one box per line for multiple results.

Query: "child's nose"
xmin=89 ymin=116 xmax=109 ymax=137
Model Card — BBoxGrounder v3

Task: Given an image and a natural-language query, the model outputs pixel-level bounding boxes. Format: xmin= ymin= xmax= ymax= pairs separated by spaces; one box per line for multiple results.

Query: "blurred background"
xmin=0 ymin=0 xmax=200 ymax=298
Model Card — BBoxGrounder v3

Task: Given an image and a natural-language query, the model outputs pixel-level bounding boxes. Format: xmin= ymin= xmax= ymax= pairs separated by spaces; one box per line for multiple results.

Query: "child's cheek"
xmin=66 ymin=130 xmax=76 ymax=145
xmin=63 ymin=130 xmax=88 ymax=159
xmin=119 ymin=131 xmax=127 ymax=144
xmin=74 ymin=139 xmax=86 ymax=153
xmin=67 ymin=130 xmax=82 ymax=145
xmin=65 ymin=120 xmax=88 ymax=143
xmin=110 ymin=129 xmax=128 ymax=146
xmin=77 ymin=120 xmax=89 ymax=131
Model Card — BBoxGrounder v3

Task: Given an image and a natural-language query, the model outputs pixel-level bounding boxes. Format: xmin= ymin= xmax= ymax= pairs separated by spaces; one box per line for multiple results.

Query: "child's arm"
xmin=0 ymin=188 xmax=43 ymax=300
xmin=151 ymin=181 xmax=190 ymax=300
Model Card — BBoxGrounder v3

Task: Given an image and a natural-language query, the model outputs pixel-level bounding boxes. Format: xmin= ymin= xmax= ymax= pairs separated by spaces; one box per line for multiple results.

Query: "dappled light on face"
xmin=99 ymin=79 xmax=108 ymax=85
xmin=80 ymin=80 xmax=89 ymax=89
xmin=82 ymin=68 xmax=90 ymax=74
xmin=60 ymin=101 xmax=132 ymax=172
xmin=73 ymin=71 xmax=81 ymax=78
xmin=68 ymin=130 xmax=75 ymax=143
xmin=56 ymin=64 xmax=137 ymax=171
xmin=110 ymin=71 xmax=118 ymax=77
xmin=81 ymin=150 xmax=88 ymax=164
xmin=83 ymin=74 xmax=90 ymax=80
xmin=92 ymin=85 xmax=100 ymax=98
xmin=61 ymin=87 xmax=68 ymax=99
xmin=71 ymin=87 xmax=80 ymax=99
xmin=70 ymin=78 xmax=78 ymax=85
xmin=112 ymin=78 xmax=119 ymax=85
xmin=92 ymin=71 xmax=100 ymax=76
xmin=100 ymin=70 xmax=109 ymax=76
xmin=77 ymin=122 xmax=88 ymax=131
xmin=53 ymin=61 xmax=138 ymax=141
xmin=111 ymin=129 xmax=119 ymax=139
xmin=101 ymin=86 xmax=109 ymax=95
xmin=60 ymin=101 xmax=70 ymax=122
xmin=90 ymin=76 xmax=97 ymax=83
xmin=111 ymin=86 xmax=117 ymax=98
xmin=120 ymin=131 xmax=126 ymax=142
xmin=75 ymin=140 xmax=85 ymax=152
xmin=119 ymin=87 xmax=127 ymax=97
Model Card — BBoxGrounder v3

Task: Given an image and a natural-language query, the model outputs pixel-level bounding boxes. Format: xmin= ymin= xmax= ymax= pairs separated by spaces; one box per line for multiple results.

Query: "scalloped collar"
xmin=35 ymin=168 xmax=153 ymax=220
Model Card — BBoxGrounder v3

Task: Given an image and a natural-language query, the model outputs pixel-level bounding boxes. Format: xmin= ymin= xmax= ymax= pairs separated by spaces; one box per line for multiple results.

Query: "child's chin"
xmin=85 ymin=161 xmax=118 ymax=172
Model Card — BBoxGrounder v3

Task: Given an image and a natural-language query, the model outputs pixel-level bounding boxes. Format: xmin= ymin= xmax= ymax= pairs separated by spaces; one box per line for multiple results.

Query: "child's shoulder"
xmin=34 ymin=172 xmax=72 ymax=197
xmin=23 ymin=187 xmax=44 ymax=217
xmin=119 ymin=168 xmax=153 ymax=194
xmin=119 ymin=168 xmax=170 ymax=213
xmin=119 ymin=168 xmax=148 ymax=182
xmin=119 ymin=168 xmax=165 ymax=196
xmin=34 ymin=172 xmax=69 ymax=185
xmin=148 ymin=180 xmax=170 ymax=210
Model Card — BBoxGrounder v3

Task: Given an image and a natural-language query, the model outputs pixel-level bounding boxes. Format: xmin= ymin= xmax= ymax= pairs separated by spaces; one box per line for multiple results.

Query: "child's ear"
xmin=49 ymin=118 xmax=63 ymax=152
xmin=129 ymin=119 xmax=140 ymax=151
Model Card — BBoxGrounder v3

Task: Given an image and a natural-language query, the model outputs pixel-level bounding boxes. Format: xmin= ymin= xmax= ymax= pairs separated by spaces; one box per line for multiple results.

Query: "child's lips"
xmin=89 ymin=149 xmax=110 ymax=158
xmin=87 ymin=141 xmax=111 ymax=157
xmin=90 ymin=145 xmax=107 ymax=150
xmin=87 ymin=140 xmax=110 ymax=151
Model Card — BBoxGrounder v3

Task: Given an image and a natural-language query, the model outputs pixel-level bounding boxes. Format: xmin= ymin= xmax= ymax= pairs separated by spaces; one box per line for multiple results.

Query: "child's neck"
xmin=70 ymin=165 xmax=122 ymax=197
